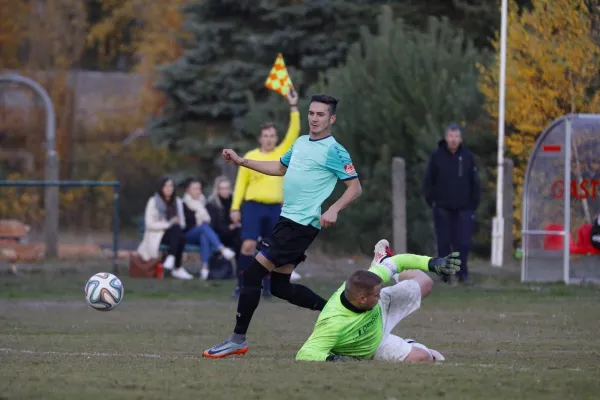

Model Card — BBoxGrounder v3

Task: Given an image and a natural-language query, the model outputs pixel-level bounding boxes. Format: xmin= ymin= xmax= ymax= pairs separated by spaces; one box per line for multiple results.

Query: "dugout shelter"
xmin=521 ymin=114 xmax=600 ymax=284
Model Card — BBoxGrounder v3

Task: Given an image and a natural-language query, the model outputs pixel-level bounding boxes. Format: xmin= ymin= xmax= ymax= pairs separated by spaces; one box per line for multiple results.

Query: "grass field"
xmin=1 ymin=260 xmax=600 ymax=400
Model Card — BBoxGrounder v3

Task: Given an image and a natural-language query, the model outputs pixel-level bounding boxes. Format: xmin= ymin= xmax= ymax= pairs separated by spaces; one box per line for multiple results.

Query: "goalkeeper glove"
xmin=428 ymin=252 xmax=461 ymax=276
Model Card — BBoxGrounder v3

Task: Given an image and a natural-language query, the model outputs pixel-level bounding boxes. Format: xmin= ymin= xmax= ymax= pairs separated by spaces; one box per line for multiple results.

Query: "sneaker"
xmin=290 ymin=270 xmax=302 ymax=281
xmin=221 ymin=247 xmax=236 ymax=261
xmin=171 ymin=267 xmax=194 ymax=280
xmin=200 ymin=268 xmax=209 ymax=280
xmin=371 ymin=239 xmax=394 ymax=266
xmin=162 ymin=254 xmax=175 ymax=270
xmin=203 ymin=340 xmax=249 ymax=359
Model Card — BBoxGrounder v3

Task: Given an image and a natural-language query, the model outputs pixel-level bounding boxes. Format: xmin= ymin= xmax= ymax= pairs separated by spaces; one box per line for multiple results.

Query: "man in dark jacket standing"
xmin=423 ymin=123 xmax=481 ymax=283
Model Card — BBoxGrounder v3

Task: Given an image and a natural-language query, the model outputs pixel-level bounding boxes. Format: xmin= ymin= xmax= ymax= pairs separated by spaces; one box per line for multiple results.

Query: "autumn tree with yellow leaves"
xmin=82 ymin=0 xmax=192 ymax=225
xmin=0 ymin=0 xmax=88 ymax=174
xmin=480 ymin=0 xmax=600 ymax=241
xmin=0 ymin=0 xmax=189 ymax=231
xmin=87 ymin=0 xmax=189 ymax=125
xmin=0 ymin=0 xmax=29 ymax=69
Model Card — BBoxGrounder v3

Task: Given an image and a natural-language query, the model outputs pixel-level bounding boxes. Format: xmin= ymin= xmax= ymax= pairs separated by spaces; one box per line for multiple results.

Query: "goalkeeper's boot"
xmin=371 ymin=239 xmax=395 ymax=266
xmin=203 ymin=339 xmax=249 ymax=359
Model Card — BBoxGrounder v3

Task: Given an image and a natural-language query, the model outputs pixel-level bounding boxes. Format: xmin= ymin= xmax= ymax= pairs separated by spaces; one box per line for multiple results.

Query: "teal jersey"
xmin=295 ymin=254 xmax=431 ymax=361
xmin=280 ymin=135 xmax=358 ymax=229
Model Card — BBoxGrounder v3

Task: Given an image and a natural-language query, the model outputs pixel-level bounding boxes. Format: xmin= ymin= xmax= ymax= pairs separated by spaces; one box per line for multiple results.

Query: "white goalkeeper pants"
xmin=373 ymin=279 xmax=422 ymax=362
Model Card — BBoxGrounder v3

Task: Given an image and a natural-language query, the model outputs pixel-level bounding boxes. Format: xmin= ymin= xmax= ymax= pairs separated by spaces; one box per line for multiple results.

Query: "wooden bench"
xmin=0 ymin=219 xmax=30 ymax=243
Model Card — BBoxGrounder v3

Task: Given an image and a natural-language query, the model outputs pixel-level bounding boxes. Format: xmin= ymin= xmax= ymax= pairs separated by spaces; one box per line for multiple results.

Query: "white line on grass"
xmin=0 ymin=348 xmax=585 ymax=372
xmin=0 ymin=347 xmax=201 ymax=360
xmin=442 ymin=362 xmax=531 ymax=372
xmin=438 ymin=362 xmax=584 ymax=373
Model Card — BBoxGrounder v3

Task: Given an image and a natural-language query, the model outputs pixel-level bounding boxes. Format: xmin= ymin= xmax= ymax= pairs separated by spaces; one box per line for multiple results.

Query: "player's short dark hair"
xmin=446 ymin=122 xmax=462 ymax=133
xmin=183 ymin=177 xmax=201 ymax=190
xmin=260 ymin=122 xmax=277 ymax=134
xmin=310 ymin=94 xmax=339 ymax=115
xmin=345 ymin=270 xmax=382 ymax=297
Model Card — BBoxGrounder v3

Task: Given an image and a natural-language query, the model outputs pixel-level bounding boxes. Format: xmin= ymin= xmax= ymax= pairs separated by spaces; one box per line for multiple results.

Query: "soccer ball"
xmin=85 ymin=272 xmax=124 ymax=311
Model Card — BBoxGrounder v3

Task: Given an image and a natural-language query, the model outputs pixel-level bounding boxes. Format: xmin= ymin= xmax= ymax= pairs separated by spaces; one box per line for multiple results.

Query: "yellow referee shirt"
xmin=231 ymin=111 xmax=300 ymax=211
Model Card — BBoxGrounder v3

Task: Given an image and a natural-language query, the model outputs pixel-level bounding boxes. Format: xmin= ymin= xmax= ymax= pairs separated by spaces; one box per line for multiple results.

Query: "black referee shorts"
xmin=256 ymin=216 xmax=319 ymax=268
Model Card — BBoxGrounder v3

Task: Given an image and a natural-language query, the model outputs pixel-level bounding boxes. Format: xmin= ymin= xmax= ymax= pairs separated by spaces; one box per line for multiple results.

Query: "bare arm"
xmin=222 ymin=149 xmax=287 ymax=176
xmin=239 ymin=158 xmax=287 ymax=176
xmin=320 ymin=178 xmax=362 ymax=227
xmin=328 ymin=178 xmax=362 ymax=213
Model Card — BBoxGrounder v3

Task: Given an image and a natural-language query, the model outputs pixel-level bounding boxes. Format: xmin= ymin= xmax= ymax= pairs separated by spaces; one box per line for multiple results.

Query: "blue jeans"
xmin=185 ymin=223 xmax=223 ymax=264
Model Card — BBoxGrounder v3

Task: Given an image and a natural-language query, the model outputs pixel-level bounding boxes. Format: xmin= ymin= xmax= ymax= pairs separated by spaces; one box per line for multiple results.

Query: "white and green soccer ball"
xmin=85 ymin=272 xmax=124 ymax=311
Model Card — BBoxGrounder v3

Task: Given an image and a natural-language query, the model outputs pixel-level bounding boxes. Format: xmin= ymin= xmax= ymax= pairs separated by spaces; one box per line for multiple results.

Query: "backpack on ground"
xmin=208 ymin=253 xmax=234 ymax=280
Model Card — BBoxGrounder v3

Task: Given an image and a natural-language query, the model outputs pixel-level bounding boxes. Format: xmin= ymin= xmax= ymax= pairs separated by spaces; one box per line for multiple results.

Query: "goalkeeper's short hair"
xmin=345 ymin=270 xmax=382 ymax=297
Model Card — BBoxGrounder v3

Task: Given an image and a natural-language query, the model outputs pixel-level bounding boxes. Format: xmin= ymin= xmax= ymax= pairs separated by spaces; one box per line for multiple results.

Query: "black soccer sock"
xmin=233 ymin=259 xmax=269 ymax=335
xmin=270 ymin=272 xmax=327 ymax=311
xmin=262 ymin=273 xmax=271 ymax=296
xmin=236 ymin=254 xmax=254 ymax=288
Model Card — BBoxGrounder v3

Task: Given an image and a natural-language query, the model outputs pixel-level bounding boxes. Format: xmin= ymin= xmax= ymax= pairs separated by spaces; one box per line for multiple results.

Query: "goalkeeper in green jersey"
xmin=296 ymin=239 xmax=460 ymax=363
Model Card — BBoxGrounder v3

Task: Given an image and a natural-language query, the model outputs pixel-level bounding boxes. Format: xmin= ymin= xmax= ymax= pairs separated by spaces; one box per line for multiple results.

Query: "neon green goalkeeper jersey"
xmin=296 ymin=255 xmax=430 ymax=361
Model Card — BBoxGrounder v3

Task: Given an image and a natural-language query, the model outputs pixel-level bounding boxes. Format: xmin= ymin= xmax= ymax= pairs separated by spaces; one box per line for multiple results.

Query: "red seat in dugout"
xmin=573 ymin=223 xmax=600 ymax=255
xmin=542 ymin=223 xmax=600 ymax=255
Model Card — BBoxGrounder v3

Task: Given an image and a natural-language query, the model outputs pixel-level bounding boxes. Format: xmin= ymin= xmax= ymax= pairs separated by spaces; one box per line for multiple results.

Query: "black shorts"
xmin=256 ymin=216 xmax=319 ymax=268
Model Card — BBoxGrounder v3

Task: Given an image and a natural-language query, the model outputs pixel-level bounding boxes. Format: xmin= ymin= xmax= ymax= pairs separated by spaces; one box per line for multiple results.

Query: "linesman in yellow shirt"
xmin=230 ymin=90 xmax=300 ymax=298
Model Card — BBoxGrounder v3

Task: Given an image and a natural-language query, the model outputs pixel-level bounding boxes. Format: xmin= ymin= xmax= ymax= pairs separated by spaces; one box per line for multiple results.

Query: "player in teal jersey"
xmin=296 ymin=240 xmax=460 ymax=362
xmin=204 ymin=94 xmax=363 ymax=358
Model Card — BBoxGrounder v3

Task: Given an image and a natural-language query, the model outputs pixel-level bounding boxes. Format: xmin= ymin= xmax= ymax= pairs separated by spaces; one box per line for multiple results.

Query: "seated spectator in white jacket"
xmin=137 ymin=177 xmax=193 ymax=280
xmin=182 ymin=178 xmax=236 ymax=280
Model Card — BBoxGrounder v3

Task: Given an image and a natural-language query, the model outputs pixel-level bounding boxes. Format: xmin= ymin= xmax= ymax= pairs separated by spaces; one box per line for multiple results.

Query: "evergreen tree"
xmin=153 ymin=1 xmax=380 ymax=145
xmin=241 ymin=7 xmax=494 ymax=254
xmin=324 ymin=9 xmax=493 ymax=254
xmin=150 ymin=1 xmax=448 ymax=175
